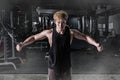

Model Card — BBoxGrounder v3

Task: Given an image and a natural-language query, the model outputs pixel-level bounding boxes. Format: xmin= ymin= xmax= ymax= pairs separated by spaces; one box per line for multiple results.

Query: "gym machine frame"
xmin=0 ymin=11 xmax=20 ymax=70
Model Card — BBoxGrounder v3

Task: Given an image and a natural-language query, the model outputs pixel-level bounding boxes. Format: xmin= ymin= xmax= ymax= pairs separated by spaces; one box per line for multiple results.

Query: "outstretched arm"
xmin=71 ymin=29 xmax=103 ymax=52
xmin=16 ymin=30 xmax=49 ymax=52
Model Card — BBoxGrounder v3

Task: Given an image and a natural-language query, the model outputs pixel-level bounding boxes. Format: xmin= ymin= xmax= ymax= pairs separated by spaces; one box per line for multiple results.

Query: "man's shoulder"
xmin=44 ymin=28 xmax=53 ymax=35
xmin=70 ymin=29 xmax=75 ymax=34
xmin=46 ymin=28 xmax=53 ymax=32
xmin=70 ymin=29 xmax=81 ymax=35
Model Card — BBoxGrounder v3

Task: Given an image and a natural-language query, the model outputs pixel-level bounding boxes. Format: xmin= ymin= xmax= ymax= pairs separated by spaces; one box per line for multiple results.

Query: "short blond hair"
xmin=53 ymin=10 xmax=68 ymax=20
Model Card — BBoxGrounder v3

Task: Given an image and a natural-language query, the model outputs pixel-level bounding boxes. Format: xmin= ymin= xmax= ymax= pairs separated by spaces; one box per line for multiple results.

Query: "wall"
xmin=111 ymin=13 xmax=120 ymax=35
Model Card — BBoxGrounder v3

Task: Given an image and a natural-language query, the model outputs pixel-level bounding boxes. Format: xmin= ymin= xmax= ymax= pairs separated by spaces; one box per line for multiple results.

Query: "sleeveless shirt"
xmin=48 ymin=26 xmax=71 ymax=74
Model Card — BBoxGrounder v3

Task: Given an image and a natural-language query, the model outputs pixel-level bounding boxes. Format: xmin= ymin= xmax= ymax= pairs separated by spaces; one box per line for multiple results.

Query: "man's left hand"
xmin=96 ymin=43 xmax=103 ymax=52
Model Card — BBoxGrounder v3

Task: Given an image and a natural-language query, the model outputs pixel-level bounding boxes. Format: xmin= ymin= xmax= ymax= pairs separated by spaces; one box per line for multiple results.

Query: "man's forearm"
xmin=86 ymin=36 xmax=99 ymax=47
xmin=21 ymin=36 xmax=35 ymax=48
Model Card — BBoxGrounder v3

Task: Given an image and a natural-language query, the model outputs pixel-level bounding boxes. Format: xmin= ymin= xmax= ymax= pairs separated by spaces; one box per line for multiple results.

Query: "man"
xmin=16 ymin=10 xmax=103 ymax=80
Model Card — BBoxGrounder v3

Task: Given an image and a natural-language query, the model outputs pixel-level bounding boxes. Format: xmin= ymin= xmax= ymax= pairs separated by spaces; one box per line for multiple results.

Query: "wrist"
xmin=96 ymin=43 xmax=100 ymax=47
xmin=20 ymin=42 xmax=24 ymax=48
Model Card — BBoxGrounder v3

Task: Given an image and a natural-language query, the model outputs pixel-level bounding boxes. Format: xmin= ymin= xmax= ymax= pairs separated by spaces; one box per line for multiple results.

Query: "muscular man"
xmin=16 ymin=10 xmax=103 ymax=80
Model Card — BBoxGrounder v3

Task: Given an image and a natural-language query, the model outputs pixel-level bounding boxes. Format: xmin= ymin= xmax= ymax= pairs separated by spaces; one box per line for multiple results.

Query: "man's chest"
xmin=47 ymin=32 xmax=73 ymax=46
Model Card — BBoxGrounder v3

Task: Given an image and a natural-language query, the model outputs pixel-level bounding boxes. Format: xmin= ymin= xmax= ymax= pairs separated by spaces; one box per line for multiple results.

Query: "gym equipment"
xmin=0 ymin=34 xmax=17 ymax=70
xmin=0 ymin=11 xmax=20 ymax=70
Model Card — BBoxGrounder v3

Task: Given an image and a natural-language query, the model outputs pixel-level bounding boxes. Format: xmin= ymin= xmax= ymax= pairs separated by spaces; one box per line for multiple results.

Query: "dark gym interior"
xmin=0 ymin=0 xmax=120 ymax=80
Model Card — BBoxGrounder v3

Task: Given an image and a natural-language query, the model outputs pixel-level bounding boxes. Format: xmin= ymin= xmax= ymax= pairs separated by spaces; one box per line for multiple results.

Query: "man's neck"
xmin=56 ymin=29 xmax=65 ymax=35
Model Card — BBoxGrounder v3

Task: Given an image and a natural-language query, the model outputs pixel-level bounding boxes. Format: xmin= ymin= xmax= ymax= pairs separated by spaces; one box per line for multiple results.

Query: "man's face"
xmin=54 ymin=19 xmax=67 ymax=31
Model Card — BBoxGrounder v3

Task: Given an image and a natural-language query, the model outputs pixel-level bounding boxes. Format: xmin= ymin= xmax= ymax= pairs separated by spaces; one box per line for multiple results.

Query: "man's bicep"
xmin=34 ymin=30 xmax=47 ymax=40
xmin=72 ymin=29 xmax=87 ymax=41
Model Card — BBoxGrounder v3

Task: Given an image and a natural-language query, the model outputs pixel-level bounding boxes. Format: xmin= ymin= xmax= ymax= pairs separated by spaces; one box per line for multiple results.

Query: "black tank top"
xmin=48 ymin=26 xmax=71 ymax=74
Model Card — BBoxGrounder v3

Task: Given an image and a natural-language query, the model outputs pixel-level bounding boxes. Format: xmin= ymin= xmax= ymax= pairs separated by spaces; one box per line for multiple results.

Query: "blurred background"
xmin=0 ymin=0 xmax=120 ymax=75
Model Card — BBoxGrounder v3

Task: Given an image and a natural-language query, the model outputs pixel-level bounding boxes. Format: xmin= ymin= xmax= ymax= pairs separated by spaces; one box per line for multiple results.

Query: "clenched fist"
xmin=16 ymin=42 xmax=23 ymax=52
xmin=96 ymin=43 xmax=103 ymax=52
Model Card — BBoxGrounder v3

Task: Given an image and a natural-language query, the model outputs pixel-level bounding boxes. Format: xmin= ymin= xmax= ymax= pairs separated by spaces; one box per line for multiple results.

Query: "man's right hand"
xmin=16 ymin=42 xmax=23 ymax=52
